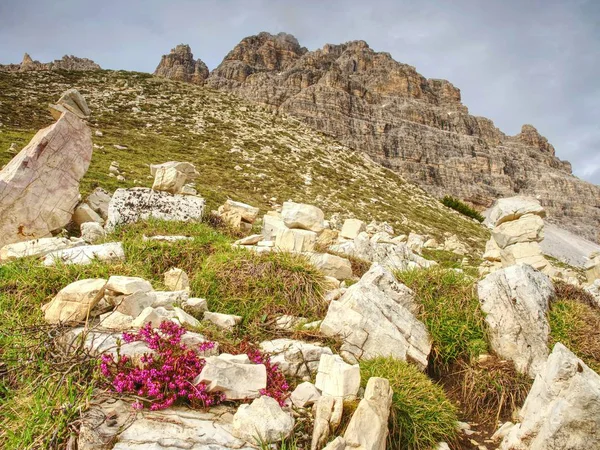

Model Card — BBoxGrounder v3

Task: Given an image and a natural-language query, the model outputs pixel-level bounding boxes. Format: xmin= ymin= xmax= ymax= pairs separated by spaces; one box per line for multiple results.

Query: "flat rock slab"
xmin=105 ymin=187 xmax=205 ymax=231
xmin=78 ymin=399 xmax=253 ymax=450
xmin=0 ymin=111 xmax=92 ymax=248
xmin=43 ymin=242 xmax=124 ymax=266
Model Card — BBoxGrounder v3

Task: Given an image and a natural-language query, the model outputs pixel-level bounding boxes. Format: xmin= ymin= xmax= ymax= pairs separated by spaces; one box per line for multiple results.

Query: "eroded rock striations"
xmin=205 ymin=32 xmax=600 ymax=242
xmin=0 ymin=53 xmax=100 ymax=72
xmin=154 ymin=44 xmax=209 ymax=85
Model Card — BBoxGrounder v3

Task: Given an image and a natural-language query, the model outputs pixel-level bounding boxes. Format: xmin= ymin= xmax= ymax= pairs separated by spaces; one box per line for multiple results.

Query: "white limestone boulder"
xmin=203 ymin=311 xmax=242 ymax=330
xmin=477 ymin=264 xmax=555 ymax=377
xmin=106 ymin=276 xmax=153 ymax=295
xmin=72 ymin=203 xmax=104 ymax=226
xmin=105 ymin=188 xmax=205 ymax=232
xmin=150 ymin=161 xmax=199 ymax=180
xmin=500 ymin=343 xmax=600 ymax=450
xmin=320 ymin=264 xmax=431 ymax=368
xmin=259 ymin=339 xmax=333 ymax=379
xmin=291 ymin=382 xmax=321 ymax=408
xmin=85 ymin=187 xmax=111 ymax=220
xmin=44 ymin=278 xmax=107 ymax=324
xmin=344 ymin=377 xmax=393 ymax=450
xmin=152 ymin=166 xmax=187 ymax=194
xmin=281 ymin=201 xmax=325 ymax=232
xmin=340 ymin=219 xmax=366 ymax=240
xmin=262 ymin=213 xmax=287 ymax=241
xmin=315 ymin=354 xmax=361 ymax=399
xmin=0 ymin=236 xmax=84 ymax=261
xmin=232 ymin=396 xmax=294 ymax=443
xmin=487 ymin=196 xmax=546 ymax=227
xmin=163 ymin=267 xmax=190 ymax=292
xmin=80 ymin=222 xmax=106 ymax=244
xmin=308 ymin=253 xmax=353 ymax=280
xmin=195 ymin=355 xmax=267 ymax=400
xmin=275 ymin=228 xmax=316 ymax=253
xmin=492 ymin=213 xmax=544 ymax=249
xmin=43 ymin=242 xmax=125 ymax=266
xmin=0 ymin=111 xmax=92 ymax=248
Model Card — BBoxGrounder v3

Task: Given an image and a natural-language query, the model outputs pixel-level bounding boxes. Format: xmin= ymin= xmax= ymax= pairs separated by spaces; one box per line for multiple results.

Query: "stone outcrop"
xmin=154 ymin=44 xmax=209 ymax=85
xmin=481 ymin=196 xmax=550 ymax=275
xmin=206 ymin=32 xmax=600 ymax=243
xmin=0 ymin=53 xmax=101 ymax=72
xmin=477 ymin=265 xmax=555 ymax=377
xmin=500 ymin=343 xmax=600 ymax=449
xmin=320 ymin=264 xmax=431 ymax=369
xmin=43 ymin=279 xmax=107 ymax=324
xmin=0 ymin=107 xmax=92 ymax=248
xmin=232 ymin=396 xmax=294 ymax=444
xmin=105 ymin=187 xmax=205 ymax=231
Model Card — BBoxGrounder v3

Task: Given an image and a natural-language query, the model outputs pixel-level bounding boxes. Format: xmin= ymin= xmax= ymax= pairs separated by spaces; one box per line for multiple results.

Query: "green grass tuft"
xmin=396 ymin=268 xmax=488 ymax=372
xmin=360 ymin=357 xmax=458 ymax=450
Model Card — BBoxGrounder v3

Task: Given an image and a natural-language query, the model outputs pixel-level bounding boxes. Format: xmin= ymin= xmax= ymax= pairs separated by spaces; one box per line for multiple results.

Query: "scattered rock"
xmin=340 ymin=218 xmax=366 ymax=240
xmin=164 ymin=267 xmax=190 ymax=291
xmin=105 ymin=187 xmax=205 ymax=231
xmin=43 ymin=242 xmax=125 ymax=266
xmin=72 ymin=202 xmax=104 ymax=226
xmin=275 ymin=228 xmax=317 ymax=252
xmin=232 ymin=396 xmax=294 ymax=443
xmin=308 ymin=253 xmax=353 ymax=280
xmin=235 ymin=234 xmax=263 ymax=245
xmin=291 ymin=381 xmax=321 ymax=408
xmin=152 ymin=166 xmax=187 ymax=194
xmin=80 ymin=222 xmax=106 ymax=243
xmin=262 ymin=213 xmax=287 ymax=240
xmin=49 ymin=88 xmax=91 ymax=120
xmin=344 ymin=377 xmax=393 ymax=450
xmin=114 ymin=290 xmax=155 ymax=317
xmin=477 ymin=264 xmax=554 ymax=377
xmin=0 ymin=236 xmax=85 ymax=261
xmin=311 ymin=395 xmax=344 ymax=450
xmin=204 ymin=311 xmax=242 ymax=330
xmin=98 ymin=310 xmax=134 ymax=331
xmin=315 ymin=354 xmax=361 ymax=399
xmin=487 ymin=196 xmax=546 ymax=227
xmin=106 ymin=276 xmax=153 ymax=295
xmin=320 ymin=264 xmax=431 ymax=368
xmin=150 ymin=161 xmax=200 ymax=180
xmin=173 ymin=306 xmax=201 ymax=328
xmin=500 ymin=343 xmax=600 ymax=449
xmin=182 ymin=297 xmax=208 ymax=316
xmin=195 ymin=355 xmax=267 ymax=400
xmin=281 ymin=201 xmax=325 ymax=232
xmin=85 ymin=188 xmax=111 ymax=221
xmin=260 ymin=339 xmax=333 ymax=379
xmin=43 ymin=279 xmax=107 ymax=324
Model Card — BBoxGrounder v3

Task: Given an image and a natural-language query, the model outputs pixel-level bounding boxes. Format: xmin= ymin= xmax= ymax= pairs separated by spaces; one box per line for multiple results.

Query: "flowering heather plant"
xmin=100 ymin=321 xmax=224 ymax=410
xmin=242 ymin=343 xmax=290 ymax=406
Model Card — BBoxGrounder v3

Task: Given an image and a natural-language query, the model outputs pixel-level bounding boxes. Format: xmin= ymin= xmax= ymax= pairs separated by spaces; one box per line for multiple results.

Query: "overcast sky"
xmin=1 ymin=0 xmax=598 ymax=184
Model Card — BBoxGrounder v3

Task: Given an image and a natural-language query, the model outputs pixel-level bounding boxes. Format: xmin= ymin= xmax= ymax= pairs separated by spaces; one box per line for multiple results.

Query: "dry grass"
xmin=553 ymin=280 xmax=597 ymax=308
xmin=444 ymin=357 xmax=531 ymax=426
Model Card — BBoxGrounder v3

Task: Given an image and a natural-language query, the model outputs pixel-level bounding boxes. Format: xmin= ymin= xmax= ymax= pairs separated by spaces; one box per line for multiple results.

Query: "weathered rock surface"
xmin=291 ymin=381 xmax=321 ymax=408
xmin=308 ymin=252 xmax=353 ymax=280
xmin=152 ymin=166 xmax=187 ymax=194
xmin=204 ymin=311 xmax=242 ymax=330
xmin=163 ymin=267 xmax=190 ymax=291
xmin=78 ymin=399 xmax=251 ymax=450
xmin=85 ymin=187 xmax=111 ymax=220
xmin=500 ymin=343 xmax=600 ymax=450
xmin=80 ymin=222 xmax=106 ymax=243
xmin=195 ymin=355 xmax=267 ymax=400
xmin=43 ymin=279 xmax=107 ymax=324
xmin=0 ymin=111 xmax=92 ymax=248
xmin=43 ymin=242 xmax=125 ymax=266
xmin=311 ymin=395 xmax=344 ymax=450
xmin=259 ymin=338 xmax=333 ymax=379
xmin=105 ymin=187 xmax=205 ymax=231
xmin=477 ymin=265 xmax=555 ymax=377
xmin=232 ymin=396 xmax=294 ymax=444
xmin=206 ymin=32 xmax=600 ymax=243
xmin=275 ymin=228 xmax=316 ymax=253
xmin=315 ymin=354 xmax=361 ymax=399
xmin=330 ymin=232 xmax=435 ymax=272
xmin=344 ymin=377 xmax=393 ymax=450
xmin=320 ymin=264 xmax=431 ymax=368
xmin=154 ymin=44 xmax=209 ymax=85
xmin=0 ymin=236 xmax=85 ymax=261
xmin=340 ymin=218 xmax=366 ymax=240
xmin=281 ymin=201 xmax=325 ymax=232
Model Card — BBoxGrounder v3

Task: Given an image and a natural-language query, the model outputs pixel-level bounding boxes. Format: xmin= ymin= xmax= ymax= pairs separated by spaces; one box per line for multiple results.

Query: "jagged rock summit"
xmin=154 ymin=44 xmax=209 ymax=85
xmin=0 ymin=53 xmax=100 ymax=72
xmin=204 ymin=31 xmax=600 ymax=243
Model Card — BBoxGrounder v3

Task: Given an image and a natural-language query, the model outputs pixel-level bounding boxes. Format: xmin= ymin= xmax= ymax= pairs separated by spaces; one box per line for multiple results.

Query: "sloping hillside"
xmin=0 ymin=69 xmax=487 ymax=248
xmin=203 ymin=32 xmax=600 ymax=243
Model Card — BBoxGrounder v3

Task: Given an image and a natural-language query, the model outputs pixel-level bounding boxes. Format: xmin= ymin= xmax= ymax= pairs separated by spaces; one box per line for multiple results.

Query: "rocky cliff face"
xmin=0 ymin=53 xmax=101 ymax=72
xmin=205 ymin=32 xmax=600 ymax=242
xmin=154 ymin=44 xmax=209 ymax=84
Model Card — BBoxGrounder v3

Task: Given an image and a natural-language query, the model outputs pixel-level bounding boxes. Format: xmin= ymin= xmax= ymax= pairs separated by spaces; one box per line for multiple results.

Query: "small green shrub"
xmin=396 ymin=268 xmax=488 ymax=372
xmin=360 ymin=357 xmax=458 ymax=450
xmin=441 ymin=196 xmax=484 ymax=222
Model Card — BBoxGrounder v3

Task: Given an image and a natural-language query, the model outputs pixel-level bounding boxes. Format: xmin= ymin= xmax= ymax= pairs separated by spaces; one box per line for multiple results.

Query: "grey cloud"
xmin=0 ymin=0 xmax=598 ymax=184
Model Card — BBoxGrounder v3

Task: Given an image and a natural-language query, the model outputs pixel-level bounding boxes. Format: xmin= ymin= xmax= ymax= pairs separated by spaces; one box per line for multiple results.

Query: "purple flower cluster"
xmin=100 ymin=321 xmax=224 ymax=410
xmin=245 ymin=346 xmax=290 ymax=406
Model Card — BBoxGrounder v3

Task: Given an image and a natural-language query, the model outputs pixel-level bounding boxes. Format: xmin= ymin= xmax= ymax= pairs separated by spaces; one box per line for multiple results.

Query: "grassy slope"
xmin=0 ymin=69 xmax=488 ymax=248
